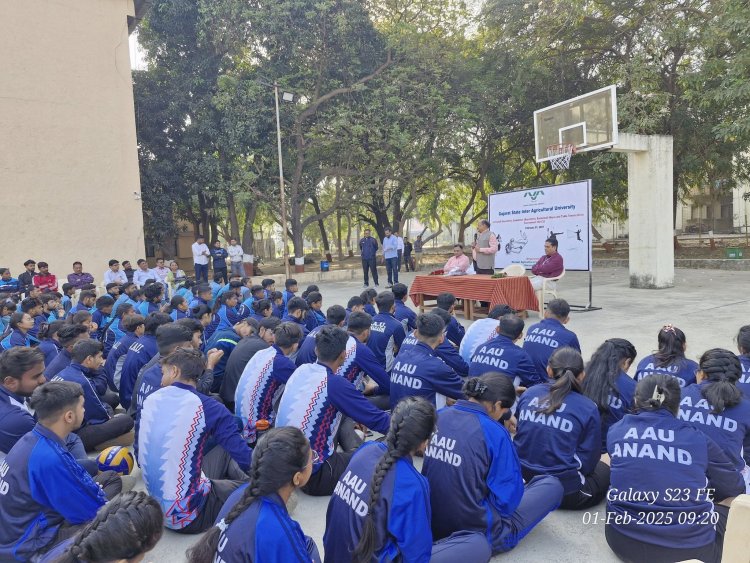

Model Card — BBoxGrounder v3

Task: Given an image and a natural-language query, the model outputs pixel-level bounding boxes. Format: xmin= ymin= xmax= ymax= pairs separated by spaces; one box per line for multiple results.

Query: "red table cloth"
xmin=409 ymin=274 xmax=539 ymax=313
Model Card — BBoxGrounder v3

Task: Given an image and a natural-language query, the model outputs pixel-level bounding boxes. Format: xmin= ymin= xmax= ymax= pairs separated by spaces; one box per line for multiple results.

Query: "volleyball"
xmin=96 ymin=446 xmax=135 ymax=475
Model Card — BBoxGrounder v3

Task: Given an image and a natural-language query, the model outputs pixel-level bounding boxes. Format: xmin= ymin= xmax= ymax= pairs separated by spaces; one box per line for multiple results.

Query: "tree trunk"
xmin=311 ymin=195 xmax=330 ymax=254
xmin=241 ymin=200 xmax=257 ymax=254
xmin=336 ymin=208 xmax=344 ymax=260
xmin=226 ymin=192 xmax=241 ymax=241
xmin=209 ymin=216 xmax=219 ymax=246
xmin=197 ymin=192 xmax=210 ymax=239
xmin=346 ymin=211 xmax=352 ymax=256
xmin=291 ymin=197 xmax=305 ymax=270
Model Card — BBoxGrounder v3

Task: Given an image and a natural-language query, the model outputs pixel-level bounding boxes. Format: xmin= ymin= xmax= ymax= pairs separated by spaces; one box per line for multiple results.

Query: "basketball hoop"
xmin=546 ymin=143 xmax=576 ymax=170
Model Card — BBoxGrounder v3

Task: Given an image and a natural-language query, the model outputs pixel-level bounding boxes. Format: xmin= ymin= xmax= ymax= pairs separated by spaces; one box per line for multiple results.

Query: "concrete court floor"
xmin=137 ymin=267 xmax=748 ymax=562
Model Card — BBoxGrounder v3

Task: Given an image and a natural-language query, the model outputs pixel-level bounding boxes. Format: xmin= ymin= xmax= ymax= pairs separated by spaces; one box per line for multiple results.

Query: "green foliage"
xmin=134 ymin=0 xmax=750 ymax=252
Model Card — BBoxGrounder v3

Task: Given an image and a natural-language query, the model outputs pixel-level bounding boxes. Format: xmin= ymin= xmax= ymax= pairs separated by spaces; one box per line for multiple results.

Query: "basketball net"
xmin=546 ymin=143 xmax=576 ymax=170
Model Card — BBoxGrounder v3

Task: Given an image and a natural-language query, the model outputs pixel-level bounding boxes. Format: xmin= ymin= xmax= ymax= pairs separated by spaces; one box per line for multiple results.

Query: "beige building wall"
xmin=0 ymin=0 xmax=145 ymax=285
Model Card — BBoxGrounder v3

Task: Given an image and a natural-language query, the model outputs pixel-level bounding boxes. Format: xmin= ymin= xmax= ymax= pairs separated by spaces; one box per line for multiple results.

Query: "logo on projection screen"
xmin=524 ymin=190 xmax=545 ymax=202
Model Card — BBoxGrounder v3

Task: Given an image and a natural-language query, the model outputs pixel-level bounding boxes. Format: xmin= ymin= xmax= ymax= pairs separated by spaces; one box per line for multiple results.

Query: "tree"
xmin=482 ymin=0 xmax=750 ymax=225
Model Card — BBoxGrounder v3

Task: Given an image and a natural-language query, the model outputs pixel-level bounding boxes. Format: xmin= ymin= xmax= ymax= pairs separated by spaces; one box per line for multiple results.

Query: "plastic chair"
xmin=535 ymin=269 xmax=565 ymax=316
xmin=501 ymin=264 xmax=526 ymax=277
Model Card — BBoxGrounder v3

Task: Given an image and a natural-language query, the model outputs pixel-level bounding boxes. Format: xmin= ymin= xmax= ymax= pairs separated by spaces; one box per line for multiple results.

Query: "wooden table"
xmin=409 ymin=274 xmax=539 ymax=320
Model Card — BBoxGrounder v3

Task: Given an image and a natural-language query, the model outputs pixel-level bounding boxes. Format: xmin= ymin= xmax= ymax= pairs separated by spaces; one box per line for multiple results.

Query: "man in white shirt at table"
xmin=192 ymin=235 xmax=210 ymax=283
xmin=443 ymin=244 xmax=471 ymax=275
xmin=227 ymin=238 xmax=244 ymax=278
xmin=133 ymin=259 xmax=156 ymax=288
xmin=103 ymin=259 xmax=127 ymax=285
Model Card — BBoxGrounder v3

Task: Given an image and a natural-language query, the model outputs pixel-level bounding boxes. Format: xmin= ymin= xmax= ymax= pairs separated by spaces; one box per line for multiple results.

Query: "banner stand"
xmin=568 ymin=271 xmax=601 ymax=313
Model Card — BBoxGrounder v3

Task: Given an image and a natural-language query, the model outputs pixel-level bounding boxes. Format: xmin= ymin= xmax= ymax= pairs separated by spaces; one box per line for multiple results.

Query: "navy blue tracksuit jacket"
xmin=514 ymin=384 xmax=601 ymax=495
xmin=422 ymin=400 xmax=524 ymax=553
xmin=469 ymin=334 xmax=544 ymax=387
xmin=0 ymin=424 xmax=106 ymax=560
xmin=325 ymin=442 xmax=433 ymax=562
xmin=366 ymin=312 xmax=406 ymax=372
xmin=607 ymin=409 xmax=744 ymax=550
xmin=522 ymin=318 xmax=580 ymax=380
xmin=389 ymin=341 xmax=463 ymax=409
xmin=400 ymin=331 xmax=469 ymax=377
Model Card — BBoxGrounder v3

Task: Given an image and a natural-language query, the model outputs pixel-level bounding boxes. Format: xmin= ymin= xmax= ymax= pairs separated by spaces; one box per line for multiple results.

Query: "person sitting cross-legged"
xmin=523 ymin=298 xmax=581 ymax=381
xmin=138 ymin=348 xmax=251 ymax=533
xmin=235 ymin=322 xmax=303 ymax=445
xmin=0 ymin=347 xmax=106 ymax=475
xmin=52 ymin=340 xmax=134 ymax=451
xmin=390 ymin=313 xmax=464 ymax=409
xmin=0 ymin=381 xmax=123 ymax=560
xmin=219 ymin=317 xmax=279 ymax=411
xmin=469 ymin=314 xmax=544 ymax=389
xmin=276 ymin=325 xmax=391 ymax=496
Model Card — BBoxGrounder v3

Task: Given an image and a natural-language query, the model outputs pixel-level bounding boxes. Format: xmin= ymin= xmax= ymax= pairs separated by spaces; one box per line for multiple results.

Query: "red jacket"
xmin=531 ymin=252 xmax=564 ymax=277
xmin=32 ymin=274 xmax=58 ymax=291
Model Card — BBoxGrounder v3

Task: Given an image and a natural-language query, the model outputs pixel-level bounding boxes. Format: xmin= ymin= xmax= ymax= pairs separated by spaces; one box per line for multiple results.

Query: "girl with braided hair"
xmin=324 ymin=397 xmax=489 ymax=562
xmin=514 ymin=347 xmax=610 ymax=509
xmin=423 ymin=374 xmax=562 ymax=557
xmin=680 ymin=348 xmax=750 ymax=491
xmin=41 ymin=491 xmax=163 ymax=563
xmin=736 ymin=324 xmax=750 ymax=396
xmin=635 ymin=324 xmax=698 ymax=387
xmin=606 ymin=375 xmax=744 ymax=563
xmin=186 ymin=426 xmax=320 ymax=563
xmin=582 ymin=338 xmax=638 ymax=451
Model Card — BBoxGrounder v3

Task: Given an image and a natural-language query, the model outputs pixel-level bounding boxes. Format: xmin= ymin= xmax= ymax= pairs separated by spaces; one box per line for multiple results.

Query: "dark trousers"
xmin=385 ymin=257 xmax=399 ymax=284
xmin=523 ymin=461 xmax=610 ymax=510
xmin=76 ymin=413 xmax=134 ymax=451
xmin=491 ymin=475 xmax=563 ymax=553
xmin=367 ymin=393 xmax=391 ymax=411
xmin=176 ymin=446 xmax=248 ymax=534
xmin=560 ymin=461 xmax=610 ymax=510
xmin=397 ymin=249 xmax=403 ymax=271
xmin=335 ymin=417 xmax=362 ymax=453
xmin=214 ymin=267 xmax=228 ymax=284
xmin=194 ymin=263 xmax=208 ymax=283
xmin=362 ymin=257 xmax=378 ymax=286
xmin=605 ymin=505 xmax=729 ymax=563
xmin=302 ymin=451 xmax=354 ymax=496
xmin=101 ymin=389 xmax=119 ymax=409
xmin=404 ymin=253 xmax=413 ymax=271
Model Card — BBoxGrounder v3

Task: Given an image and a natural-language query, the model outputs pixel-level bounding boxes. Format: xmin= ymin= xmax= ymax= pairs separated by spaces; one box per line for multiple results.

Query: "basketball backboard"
xmin=534 ymin=85 xmax=618 ymax=162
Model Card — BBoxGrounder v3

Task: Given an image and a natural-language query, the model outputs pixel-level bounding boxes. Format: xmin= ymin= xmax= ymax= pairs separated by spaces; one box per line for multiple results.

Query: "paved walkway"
xmin=139 ymin=267 xmax=748 ymax=562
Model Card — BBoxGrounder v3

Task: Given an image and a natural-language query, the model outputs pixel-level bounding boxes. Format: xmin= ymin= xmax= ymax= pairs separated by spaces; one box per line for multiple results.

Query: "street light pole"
xmin=274 ymin=82 xmax=291 ymax=279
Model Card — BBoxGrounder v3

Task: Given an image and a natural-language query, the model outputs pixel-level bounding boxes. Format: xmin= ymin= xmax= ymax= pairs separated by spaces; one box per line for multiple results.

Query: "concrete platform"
xmin=139 ymin=267 xmax=749 ymax=562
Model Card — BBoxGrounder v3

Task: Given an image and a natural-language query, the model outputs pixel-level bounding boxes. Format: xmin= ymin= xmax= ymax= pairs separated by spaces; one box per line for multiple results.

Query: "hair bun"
xmin=466 ymin=378 xmax=487 ymax=397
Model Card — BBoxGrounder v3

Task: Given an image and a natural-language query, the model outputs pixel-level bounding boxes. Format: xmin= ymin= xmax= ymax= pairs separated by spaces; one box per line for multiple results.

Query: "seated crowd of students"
xmin=0 ymin=257 xmax=749 ymax=563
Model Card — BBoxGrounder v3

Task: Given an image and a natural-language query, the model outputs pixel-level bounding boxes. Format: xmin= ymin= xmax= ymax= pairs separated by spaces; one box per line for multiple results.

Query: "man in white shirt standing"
xmin=133 ymin=259 xmax=155 ymax=288
xmin=227 ymin=238 xmax=244 ymax=277
xmin=192 ymin=235 xmax=210 ymax=283
xmin=103 ymin=259 xmax=127 ymax=285
xmin=396 ymin=232 xmax=405 ymax=272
